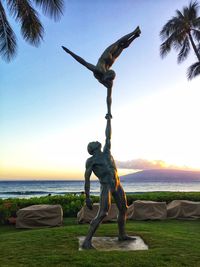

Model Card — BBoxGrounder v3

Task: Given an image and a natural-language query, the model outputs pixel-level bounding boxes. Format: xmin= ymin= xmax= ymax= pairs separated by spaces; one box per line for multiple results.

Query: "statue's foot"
xmin=62 ymin=46 xmax=70 ymax=53
xmin=82 ymin=241 xmax=96 ymax=250
xmin=118 ymin=235 xmax=136 ymax=241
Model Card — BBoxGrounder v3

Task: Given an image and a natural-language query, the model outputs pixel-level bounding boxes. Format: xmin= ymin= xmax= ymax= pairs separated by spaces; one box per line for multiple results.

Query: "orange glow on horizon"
xmin=1 ymin=163 xmax=200 ymax=180
xmin=0 ymin=167 xmax=136 ymax=180
xmin=0 ymin=166 xmax=84 ymax=180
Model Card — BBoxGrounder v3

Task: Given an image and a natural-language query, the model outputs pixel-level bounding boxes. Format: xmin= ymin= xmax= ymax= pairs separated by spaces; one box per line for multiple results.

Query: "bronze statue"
xmin=62 ymin=27 xmax=141 ymax=249
xmin=62 ymin=26 xmax=141 ymax=116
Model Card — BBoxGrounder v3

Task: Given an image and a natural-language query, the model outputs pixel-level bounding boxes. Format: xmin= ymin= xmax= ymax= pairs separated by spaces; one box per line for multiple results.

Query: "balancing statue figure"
xmin=62 ymin=26 xmax=141 ymax=249
xmin=62 ymin=26 xmax=141 ymax=116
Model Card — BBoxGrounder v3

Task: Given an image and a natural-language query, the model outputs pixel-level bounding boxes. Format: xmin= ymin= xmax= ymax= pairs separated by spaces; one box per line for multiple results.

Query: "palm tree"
xmin=160 ymin=1 xmax=200 ymax=79
xmin=0 ymin=0 xmax=64 ymax=62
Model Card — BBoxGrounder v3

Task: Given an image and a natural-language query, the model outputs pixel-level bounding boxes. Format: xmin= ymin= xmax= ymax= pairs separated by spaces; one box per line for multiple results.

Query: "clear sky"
xmin=1 ymin=0 xmax=200 ymax=179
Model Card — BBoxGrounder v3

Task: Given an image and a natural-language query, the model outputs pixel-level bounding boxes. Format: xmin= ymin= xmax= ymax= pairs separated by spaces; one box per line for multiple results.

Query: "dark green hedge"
xmin=0 ymin=194 xmax=98 ymax=224
xmin=0 ymin=192 xmax=200 ymax=224
xmin=125 ymin=191 xmax=200 ymax=205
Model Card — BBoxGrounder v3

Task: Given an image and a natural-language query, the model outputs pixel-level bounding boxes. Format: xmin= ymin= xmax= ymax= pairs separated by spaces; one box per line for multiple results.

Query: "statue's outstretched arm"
xmin=104 ymin=114 xmax=112 ymax=152
xmin=62 ymin=46 xmax=96 ymax=73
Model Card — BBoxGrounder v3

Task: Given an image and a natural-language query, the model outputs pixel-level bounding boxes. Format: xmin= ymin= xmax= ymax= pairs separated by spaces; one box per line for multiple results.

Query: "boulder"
xmin=167 ymin=200 xmax=200 ymax=219
xmin=77 ymin=203 xmax=118 ymax=223
xmin=16 ymin=204 xmax=63 ymax=228
xmin=127 ymin=200 xmax=167 ymax=220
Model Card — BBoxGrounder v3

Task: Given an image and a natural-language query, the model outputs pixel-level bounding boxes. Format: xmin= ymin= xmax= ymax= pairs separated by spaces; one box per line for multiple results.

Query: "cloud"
xmin=116 ymin=159 xmax=178 ymax=170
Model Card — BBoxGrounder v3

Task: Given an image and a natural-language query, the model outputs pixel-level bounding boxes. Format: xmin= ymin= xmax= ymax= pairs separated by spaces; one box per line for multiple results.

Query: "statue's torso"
xmin=91 ymin=151 xmax=119 ymax=185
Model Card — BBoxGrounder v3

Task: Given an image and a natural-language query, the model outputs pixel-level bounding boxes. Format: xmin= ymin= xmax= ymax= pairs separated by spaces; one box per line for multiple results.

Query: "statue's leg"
xmin=82 ymin=184 xmax=111 ymax=249
xmin=125 ymin=33 xmax=140 ymax=47
xmin=112 ymin=185 xmax=135 ymax=241
xmin=116 ymin=26 xmax=141 ymax=45
xmin=110 ymin=27 xmax=141 ymax=57
xmin=101 ymin=27 xmax=141 ymax=68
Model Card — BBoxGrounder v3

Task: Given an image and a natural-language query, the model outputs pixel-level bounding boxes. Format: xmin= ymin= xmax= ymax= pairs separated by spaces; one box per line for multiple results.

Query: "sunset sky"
xmin=1 ymin=0 xmax=200 ymax=179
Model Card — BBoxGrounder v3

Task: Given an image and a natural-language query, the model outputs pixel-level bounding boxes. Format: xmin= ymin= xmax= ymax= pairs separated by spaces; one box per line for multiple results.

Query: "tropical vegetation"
xmin=160 ymin=1 xmax=200 ymax=79
xmin=0 ymin=0 xmax=64 ymax=62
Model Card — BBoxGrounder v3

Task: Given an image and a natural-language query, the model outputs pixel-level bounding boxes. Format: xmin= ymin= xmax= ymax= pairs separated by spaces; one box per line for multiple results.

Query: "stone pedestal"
xmin=78 ymin=236 xmax=148 ymax=251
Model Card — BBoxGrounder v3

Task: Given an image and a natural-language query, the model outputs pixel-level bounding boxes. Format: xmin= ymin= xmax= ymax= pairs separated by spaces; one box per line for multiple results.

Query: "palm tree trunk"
xmin=188 ymin=32 xmax=200 ymax=62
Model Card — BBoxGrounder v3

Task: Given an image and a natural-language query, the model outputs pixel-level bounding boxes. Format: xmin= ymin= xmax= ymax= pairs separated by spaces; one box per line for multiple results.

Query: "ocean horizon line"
xmin=0 ymin=179 xmax=86 ymax=182
xmin=0 ymin=179 xmax=199 ymax=199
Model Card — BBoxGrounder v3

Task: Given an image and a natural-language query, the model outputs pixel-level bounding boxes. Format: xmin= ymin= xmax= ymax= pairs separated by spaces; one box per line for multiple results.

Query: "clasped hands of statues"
xmin=105 ymin=113 xmax=112 ymax=120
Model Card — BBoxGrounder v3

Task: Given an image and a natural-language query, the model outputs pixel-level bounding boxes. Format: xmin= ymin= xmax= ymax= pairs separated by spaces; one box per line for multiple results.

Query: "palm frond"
xmin=34 ymin=0 xmax=64 ymax=21
xmin=172 ymin=32 xmax=185 ymax=50
xmin=177 ymin=37 xmax=190 ymax=63
xmin=192 ymin=16 xmax=200 ymax=28
xmin=160 ymin=17 xmax=183 ymax=40
xmin=160 ymin=37 xmax=173 ymax=58
xmin=187 ymin=1 xmax=199 ymax=21
xmin=191 ymin=29 xmax=200 ymax=41
xmin=175 ymin=10 xmax=184 ymax=19
xmin=160 ymin=31 xmax=184 ymax=58
xmin=7 ymin=0 xmax=44 ymax=46
xmin=198 ymin=43 xmax=200 ymax=53
xmin=187 ymin=61 xmax=200 ymax=79
xmin=0 ymin=1 xmax=17 ymax=61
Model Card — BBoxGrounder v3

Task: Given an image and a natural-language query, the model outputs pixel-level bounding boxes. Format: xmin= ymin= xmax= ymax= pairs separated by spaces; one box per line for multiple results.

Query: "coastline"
xmin=0 ymin=180 xmax=200 ymax=199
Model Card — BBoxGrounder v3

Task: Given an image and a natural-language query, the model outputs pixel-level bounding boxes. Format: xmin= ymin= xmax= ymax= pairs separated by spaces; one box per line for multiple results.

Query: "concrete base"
xmin=78 ymin=236 xmax=148 ymax=251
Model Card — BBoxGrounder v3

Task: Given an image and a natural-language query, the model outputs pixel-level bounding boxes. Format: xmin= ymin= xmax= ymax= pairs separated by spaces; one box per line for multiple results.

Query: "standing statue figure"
xmin=82 ymin=114 xmax=133 ymax=249
xmin=62 ymin=26 xmax=141 ymax=116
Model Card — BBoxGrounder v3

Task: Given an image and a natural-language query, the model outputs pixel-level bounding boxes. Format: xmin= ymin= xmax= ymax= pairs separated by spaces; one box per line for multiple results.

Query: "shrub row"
xmin=0 ymin=192 xmax=199 ymax=224
xmin=0 ymin=194 xmax=98 ymax=224
xmin=125 ymin=191 xmax=200 ymax=205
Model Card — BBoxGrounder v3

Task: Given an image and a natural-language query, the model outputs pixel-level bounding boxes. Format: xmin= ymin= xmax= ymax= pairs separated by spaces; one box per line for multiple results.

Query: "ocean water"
xmin=0 ymin=180 xmax=200 ymax=199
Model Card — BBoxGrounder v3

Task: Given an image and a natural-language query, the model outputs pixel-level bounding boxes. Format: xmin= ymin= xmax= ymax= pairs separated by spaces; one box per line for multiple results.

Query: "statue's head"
xmin=87 ymin=141 xmax=101 ymax=155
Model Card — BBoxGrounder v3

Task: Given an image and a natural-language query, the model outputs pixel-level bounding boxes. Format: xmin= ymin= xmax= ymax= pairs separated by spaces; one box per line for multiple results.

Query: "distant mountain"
xmin=120 ymin=169 xmax=200 ymax=183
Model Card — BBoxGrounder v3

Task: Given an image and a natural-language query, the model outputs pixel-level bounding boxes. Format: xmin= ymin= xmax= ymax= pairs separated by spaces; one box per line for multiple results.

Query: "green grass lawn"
xmin=0 ymin=218 xmax=200 ymax=267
